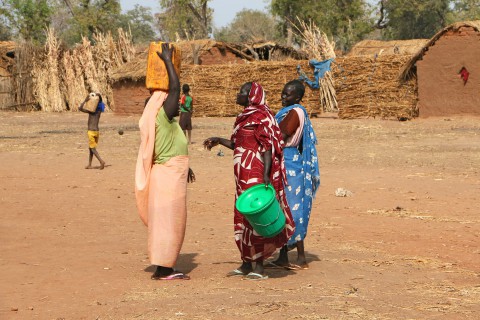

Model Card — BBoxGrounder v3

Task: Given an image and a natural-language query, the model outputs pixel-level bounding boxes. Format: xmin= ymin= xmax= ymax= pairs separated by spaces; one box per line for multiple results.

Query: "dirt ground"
xmin=1 ymin=111 xmax=479 ymax=320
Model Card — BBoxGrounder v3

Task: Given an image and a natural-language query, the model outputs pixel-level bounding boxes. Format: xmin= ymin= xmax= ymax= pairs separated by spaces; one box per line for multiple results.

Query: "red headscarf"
xmin=231 ymin=82 xmax=287 ymax=184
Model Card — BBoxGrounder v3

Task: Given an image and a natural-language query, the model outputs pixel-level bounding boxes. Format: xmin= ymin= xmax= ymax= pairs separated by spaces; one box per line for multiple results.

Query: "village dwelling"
xmin=110 ymin=39 xmax=307 ymax=114
xmin=348 ymin=39 xmax=429 ymax=57
xmin=0 ymin=41 xmax=16 ymax=110
xmin=399 ymin=21 xmax=480 ymax=117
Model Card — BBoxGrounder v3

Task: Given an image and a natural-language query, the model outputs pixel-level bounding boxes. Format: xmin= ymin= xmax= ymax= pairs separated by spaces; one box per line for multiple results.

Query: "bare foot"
xmin=99 ymin=162 xmax=105 ymax=170
xmin=85 ymin=165 xmax=93 ymax=169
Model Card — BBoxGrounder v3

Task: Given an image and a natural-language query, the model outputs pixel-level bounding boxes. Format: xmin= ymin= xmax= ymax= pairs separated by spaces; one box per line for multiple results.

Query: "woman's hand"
xmin=263 ymin=173 xmax=271 ymax=188
xmin=156 ymin=43 xmax=173 ymax=62
xmin=188 ymin=168 xmax=196 ymax=183
xmin=203 ymin=137 xmax=220 ymax=150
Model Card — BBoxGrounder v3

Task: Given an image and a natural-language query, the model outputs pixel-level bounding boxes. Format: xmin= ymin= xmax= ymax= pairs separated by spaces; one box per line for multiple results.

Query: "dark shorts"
xmin=179 ymin=112 xmax=192 ymax=131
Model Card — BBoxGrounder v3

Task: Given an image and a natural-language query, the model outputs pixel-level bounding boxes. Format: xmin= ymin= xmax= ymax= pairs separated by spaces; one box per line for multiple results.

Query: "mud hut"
xmin=348 ymin=39 xmax=429 ymax=57
xmin=0 ymin=41 xmax=15 ymax=110
xmin=399 ymin=21 xmax=480 ymax=117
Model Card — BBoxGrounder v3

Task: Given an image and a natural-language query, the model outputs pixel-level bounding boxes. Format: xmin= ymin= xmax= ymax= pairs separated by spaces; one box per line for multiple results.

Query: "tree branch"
xmin=187 ymin=2 xmax=208 ymax=34
xmin=375 ymin=0 xmax=388 ymax=29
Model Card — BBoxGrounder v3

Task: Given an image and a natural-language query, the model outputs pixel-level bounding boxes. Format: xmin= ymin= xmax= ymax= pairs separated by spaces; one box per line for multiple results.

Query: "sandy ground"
xmin=1 ymin=111 xmax=480 ymax=320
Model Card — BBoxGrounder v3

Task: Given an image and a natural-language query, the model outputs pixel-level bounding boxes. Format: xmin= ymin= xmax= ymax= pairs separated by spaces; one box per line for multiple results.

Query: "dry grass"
xmin=10 ymin=41 xmax=38 ymax=110
xmin=348 ymin=39 xmax=429 ymax=57
xmin=25 ymin=28 xmax=136 ymax=112
xmin=293 ymin=18 xmax=338 ymax=112
xmin=177 ymin=56 xmax=416 ymax=119
xmin=334 ymin=55 xmax=417 ymax=119
xmin=31 ymin=28 xmax=65 ymax=112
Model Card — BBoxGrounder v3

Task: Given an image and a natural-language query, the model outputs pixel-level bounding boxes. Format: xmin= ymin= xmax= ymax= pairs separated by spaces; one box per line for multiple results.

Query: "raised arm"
xmin=78 ymin=95 xmax=93 ymax=114
xmin=156 ymin=43 xmax=180 ymax=121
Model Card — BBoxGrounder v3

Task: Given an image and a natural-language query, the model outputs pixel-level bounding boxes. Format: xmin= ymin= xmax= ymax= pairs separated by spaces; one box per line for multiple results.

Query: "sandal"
xmin=152 ymin=272 xmax=190 ymax=280
xmin=285 ymin=263 xmax=309 ymax=270
xmin=243 ymin=272 xmax=268 ymax=281
xmin=226 ymin=269 xmax=246 ymax=277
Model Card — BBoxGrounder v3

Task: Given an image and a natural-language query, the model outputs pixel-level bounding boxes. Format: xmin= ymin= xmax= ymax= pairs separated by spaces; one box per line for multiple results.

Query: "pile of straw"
xmin=32 ymin=28 xmax=65 ymax=112
xmin=174 ymin=56 xmax=416 ymax=119
xmin=348 ymin=39 xmax=429 ymax=57
xmin=294 ymin=19 xmax=338 ymax=113
xmin=11 ymin=41 xmax=38 ymax=110
xmin=26 ymin=27 xmax=135 ymax=112
xmin=333 ymin=55 xmax=418 ymax=119
xmin=180 ymin=60 xmax=320 ymax=117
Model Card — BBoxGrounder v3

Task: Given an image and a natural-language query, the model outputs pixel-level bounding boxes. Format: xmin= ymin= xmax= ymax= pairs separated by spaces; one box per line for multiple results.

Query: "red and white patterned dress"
xmin=231 ymin=82 xmax=295 ymax=262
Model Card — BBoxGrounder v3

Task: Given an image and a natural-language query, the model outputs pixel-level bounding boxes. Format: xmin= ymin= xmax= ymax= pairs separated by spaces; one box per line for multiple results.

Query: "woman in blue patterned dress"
xmin=271 ymin=79 xmax=320 ymax=269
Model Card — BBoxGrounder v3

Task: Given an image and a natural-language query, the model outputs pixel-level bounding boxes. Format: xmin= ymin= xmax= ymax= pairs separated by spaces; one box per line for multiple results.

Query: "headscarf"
xmin=275 ymin=104 xmax=320 ymax=197
xmin=231 ymin=82 xmax=287 ymax=184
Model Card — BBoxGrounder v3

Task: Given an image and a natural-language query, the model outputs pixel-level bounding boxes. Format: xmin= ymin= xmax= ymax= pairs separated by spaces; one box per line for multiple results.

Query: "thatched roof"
xmin=110 ymin=39 xmax=252 ymax=82
xmin=399 ymin=20 xmax=480 ymax=81
xmin=348 ymin=39 xmax=428 ymax=57
xmin=110 ymin=39 xmax=306 ymax=82
xmin=251 ymin=41 xmax=309 ymax=60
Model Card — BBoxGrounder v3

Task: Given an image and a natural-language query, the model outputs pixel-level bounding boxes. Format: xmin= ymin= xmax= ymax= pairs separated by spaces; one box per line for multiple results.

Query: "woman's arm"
xmin=278 ymin=110 xmax=300 ymax=141
xmin=203 ymin=137 xmax=234 ymax=150
xmin=262 ymin=149 xmax=272 ymax=187
xmin=156 ymin=43 xmax=180 ymax=121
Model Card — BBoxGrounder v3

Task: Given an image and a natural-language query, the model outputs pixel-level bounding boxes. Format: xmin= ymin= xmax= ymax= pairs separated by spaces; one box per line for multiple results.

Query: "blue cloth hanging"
xmin=297 ymin=58 xmax=334 ymax=89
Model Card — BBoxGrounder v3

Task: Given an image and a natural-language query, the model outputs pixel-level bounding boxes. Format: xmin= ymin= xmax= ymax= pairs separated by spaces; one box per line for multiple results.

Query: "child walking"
xmin=179 ymin=84 xmax=193 ymax=144
xmin=79 ymin=93 xmax=106 ymax=170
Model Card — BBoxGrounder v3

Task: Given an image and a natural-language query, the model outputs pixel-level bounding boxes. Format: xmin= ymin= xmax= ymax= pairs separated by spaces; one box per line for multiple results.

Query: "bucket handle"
xmin=252 ymin=208 xmax=282 ymax=227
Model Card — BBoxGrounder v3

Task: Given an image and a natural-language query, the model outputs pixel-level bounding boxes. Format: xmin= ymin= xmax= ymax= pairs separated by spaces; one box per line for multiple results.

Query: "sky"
xmin=119 ymin=0 xmax=268 ymax=29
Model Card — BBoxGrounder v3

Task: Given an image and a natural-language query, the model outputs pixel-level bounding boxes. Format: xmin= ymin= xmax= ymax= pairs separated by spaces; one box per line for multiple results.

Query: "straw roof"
xmin=110 ymin=39 xmax=247 ymax=82
xmin=110 ymin=39 xmax=307 ymax=83
xmin=348 ymin=39 xmax=428 ymax=57
xmin=399 ymin=20 xmax=480 ymax=81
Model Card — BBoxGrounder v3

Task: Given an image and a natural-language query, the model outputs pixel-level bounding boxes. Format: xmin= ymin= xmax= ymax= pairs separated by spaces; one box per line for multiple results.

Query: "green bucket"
xmin=235 ymin=184 xmax=286 ymax=238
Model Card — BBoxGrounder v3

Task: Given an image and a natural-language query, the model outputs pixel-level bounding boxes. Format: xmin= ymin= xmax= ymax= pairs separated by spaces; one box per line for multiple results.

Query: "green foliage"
xmin=59 ymin=0 xmax=123 ymax=46
xmin=1 ymin=0 xmax=53 ymax=44
xmin=214 ymin=9 xmax=277 ymax=43
xmin=157 ymin=0 xmax=213 ymax=40
xmin=117 ymin=5 xmax=156 ymax=44
xmin=0 ymin=11 xmax=12 ymax=40
xmin=451 ymin=0 xmax=480 ymax=21
xmin=270 ymin=0 xmax=373 ymax=50
xmin=380 ymin=0 xmax=451 ymax=39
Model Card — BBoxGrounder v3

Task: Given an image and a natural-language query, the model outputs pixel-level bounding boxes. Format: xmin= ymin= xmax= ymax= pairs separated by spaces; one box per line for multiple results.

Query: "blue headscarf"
xmin=275 ymin=104 xmax=320 ymax=197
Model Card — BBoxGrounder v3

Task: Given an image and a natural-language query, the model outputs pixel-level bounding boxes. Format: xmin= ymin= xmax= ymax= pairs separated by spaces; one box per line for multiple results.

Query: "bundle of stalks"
xmin=172 ymin=57 xmax=415 ymax=119
xmin=116 ymin=28 xmax=136 ymax=63
xmin=11 ymin=41 xmax=38 ymax=110
xmin=91 ymin=32 xmax=117 ymax=110
xmin=333 ymin=55 xmax=417 ymax=119
xmin=19 ymin=27 xmax=134 ymax=112
xmin=31 ymin=28 xmax=65 ymax=112
xmin=61 ymin=50 xmax=88 ymax=111
xmin=293 ymin=19 xmax=338 ymax=113
xmin=178 ymin=60 xmax=321 ymax=117
xmin=58 ymin=28 xmax=135 ymax=112
xmin=77 ymin=37 xmax=101 ymax=99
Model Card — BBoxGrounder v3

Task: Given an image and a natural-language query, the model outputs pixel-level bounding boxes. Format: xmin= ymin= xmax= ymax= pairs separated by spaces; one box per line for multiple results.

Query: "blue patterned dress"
xmin=275 ymin=104 xmax=320 ymax=245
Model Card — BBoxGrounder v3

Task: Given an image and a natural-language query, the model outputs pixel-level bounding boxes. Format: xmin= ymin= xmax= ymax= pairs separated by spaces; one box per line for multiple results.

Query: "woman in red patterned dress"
xmin=204 ymin=82 xmax=295 ymax=280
